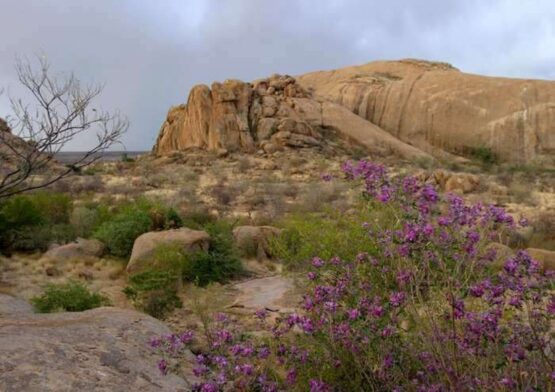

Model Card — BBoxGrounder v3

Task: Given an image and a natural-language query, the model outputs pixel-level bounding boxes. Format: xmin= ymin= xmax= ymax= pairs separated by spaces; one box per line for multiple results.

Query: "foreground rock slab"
xmin=0 ymin=294 xmax=191 ymax=391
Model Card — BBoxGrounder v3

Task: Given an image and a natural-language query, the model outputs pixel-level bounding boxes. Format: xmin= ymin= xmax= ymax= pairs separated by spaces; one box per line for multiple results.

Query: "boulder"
xmin=444 ymin=173 xmax=481 ymax=194
xmin=233 ymin=225 xmax=282 ymax=261
xmin=127 ymin=228 xmax=210 ymax=274
xmin=0 ymin=294 xmax=192 ymax=391
xmin=526 ymin=248 xmax=555 ymax=271
xmin=297 ymin=59 xmax=555 ymax=164
xmin=41 ymin=238 xmax=105 ymax=262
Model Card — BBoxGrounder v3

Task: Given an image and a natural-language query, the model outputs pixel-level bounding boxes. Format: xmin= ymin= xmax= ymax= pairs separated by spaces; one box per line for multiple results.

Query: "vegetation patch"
xmin=32 ymin=281 xmax=110 ymax=313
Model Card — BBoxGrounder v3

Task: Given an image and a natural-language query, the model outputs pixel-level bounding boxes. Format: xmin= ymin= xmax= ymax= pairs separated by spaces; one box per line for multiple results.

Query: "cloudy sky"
xmin=0 ymin=0 xmax=553 ymax=150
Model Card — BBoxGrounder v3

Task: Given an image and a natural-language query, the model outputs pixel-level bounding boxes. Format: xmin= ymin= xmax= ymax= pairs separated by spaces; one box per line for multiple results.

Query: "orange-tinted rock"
xmin=298 ymin=59 xmax=555 ymax=163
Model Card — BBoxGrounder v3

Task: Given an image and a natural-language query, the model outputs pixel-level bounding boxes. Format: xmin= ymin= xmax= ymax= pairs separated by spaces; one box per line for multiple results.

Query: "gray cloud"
xmin=0 ymin=0 xmax=553 ymax=150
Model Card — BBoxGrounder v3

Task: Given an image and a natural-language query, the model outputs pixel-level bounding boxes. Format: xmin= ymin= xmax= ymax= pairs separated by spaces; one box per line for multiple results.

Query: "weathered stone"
xmin=41 ymin=238 xmax=105 ymax=263
xmin=298 ymin=59 xmax=555 ymax=163
xmin=127 ymin=228 xmax=210 ymax=274
xmin=444 ymin=173 xmax=480 ymax=194
xmin=0 ymin=294 xmax=192 ymax=391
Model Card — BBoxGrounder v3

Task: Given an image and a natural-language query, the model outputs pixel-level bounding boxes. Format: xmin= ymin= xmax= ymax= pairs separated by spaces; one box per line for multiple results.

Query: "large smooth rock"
xmin=233 ymin=225 xmax=282 ymax=261
xmin=127 ymin=228 xmax=210 ymax=274
xmin=0 ymin=294 xmax=191 ymax=391
xmin=526 ymin=248 xmax=555 ymax=271
xmin=152 ymin=74 xmax=429 ymax=160
xmin=42 ymin=238 xmax=105 ymax=262
xmin=298 ymin=59 xmax=555 ymax=164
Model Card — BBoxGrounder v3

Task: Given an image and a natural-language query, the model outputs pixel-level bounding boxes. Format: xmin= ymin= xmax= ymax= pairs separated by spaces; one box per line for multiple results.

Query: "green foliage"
xmin=467 ymin=145 xmax=498 ymax=166
xmin=0 ymin=193 xmax=75 ymax=252
xmin=182 ymin=221 xmax=243 ymax=286
xmin=70 ymin=206 xmax=100 ymax=238
xmin=180 ymin=210 xmax=216 ymax=230
xmin=269 ymin=206 xmax=387 ymax=270
xmin=30 ymin=192 xmax=72 ymax=224
xmin=124 ymin=223 xmax=243 ymax=318
xmin=124 ymin=268 xmax=182 ymax=319
xmin=32 ymin=281 xmax=110 ymax=313
xmin=94 ymin=207 xmax=152 ymax=258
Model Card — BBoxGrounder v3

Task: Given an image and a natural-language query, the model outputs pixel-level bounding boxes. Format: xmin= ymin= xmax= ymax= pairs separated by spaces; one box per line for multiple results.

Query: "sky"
xmin=0 ymin=0 xmax=553 ymax=151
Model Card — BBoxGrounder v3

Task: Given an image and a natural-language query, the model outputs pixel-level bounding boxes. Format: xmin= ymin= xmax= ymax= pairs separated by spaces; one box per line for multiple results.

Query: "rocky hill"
xmin=154 ymin=59 xmax=555 ymax=164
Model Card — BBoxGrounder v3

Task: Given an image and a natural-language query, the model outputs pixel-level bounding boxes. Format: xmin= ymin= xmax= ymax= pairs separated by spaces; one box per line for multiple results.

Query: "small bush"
xmin=182 ymin=222 xmax=243 ymax=286
xmin=0 ymin=193 xmax=75 ymax=252
xmin=467 ymin=145 xmax=498 ymax=166
xmin=94 ymin=207 xmax=152 ymax=258
xmin=269 ymin=207 xmax=383 ymax=270
xmin=32 ymin=281 xmax=110 ymax=313
xmin=124 ymin=267 xmax=182 ymax=319
xmin=30 ymin=192 xmax=72 ymax=224
xmin=70 ymin=206 xmax=100 ymax=238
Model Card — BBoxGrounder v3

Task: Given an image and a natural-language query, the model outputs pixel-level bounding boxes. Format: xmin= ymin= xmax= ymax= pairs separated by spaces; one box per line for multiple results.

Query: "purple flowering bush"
xmin=151 ymin=161 xmax=554 ymax=391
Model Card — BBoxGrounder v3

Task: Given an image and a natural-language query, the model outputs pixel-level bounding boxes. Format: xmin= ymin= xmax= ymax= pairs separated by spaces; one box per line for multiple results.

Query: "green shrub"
xmin=466 ymin=145 xmax=498 ymax=167
xmin=124 ymin=268 xmax=182 ymax=319
xmin=269 ymin=206 xmax=386 ymax=270
xmin=124 ymin=244 xmax=184 ymax=318
xmin=180 ymin=209 xmax=216 ymax=230
xmin=70 ymin=206 xmax=100 ymax=238
xmin=94 ymin=207 xmax=152 ymax=257
xmin=32 ymin=281 xmax=110 ymax=313
xmin=11 ymin=224 xmax=76 ymax=252
xmin=30 ymin=192 xmax=72 ymax=224
xmin=182 ymin=221 xmax=243 ymax=286
xmin=0 ymin=193 xmax=75 ymax=252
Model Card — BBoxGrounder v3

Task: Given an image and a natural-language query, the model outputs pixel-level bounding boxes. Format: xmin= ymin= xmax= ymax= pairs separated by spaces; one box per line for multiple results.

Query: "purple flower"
xmin=389 ymin=291 xmax=406 ymax=307
xmin=311 ymin=257 xmax=325 ymax=268
xmin=321 ymin=173 xmax=333 ymax=182
xmin=307 ymin=271 xmax=318 ymax=281
xmin=286 ymin=368 xmax=297 ymax=384
xmin=347 ymin=308 xmax=360 ymax=320
xmin=255 ymin=308 xmax=268 ymax=319
xmin=309 ymin=379 xmax=330 ymax=392
xmin=503 ymin=259 xmax=518 ymax=275
xmin=157 ymin=359 xmax=169 ymax=375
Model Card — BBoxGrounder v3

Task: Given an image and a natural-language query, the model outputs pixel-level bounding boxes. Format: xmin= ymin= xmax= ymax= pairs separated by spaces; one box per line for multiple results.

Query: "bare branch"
xmin=0 ymin=55 xmax=128 ymax=198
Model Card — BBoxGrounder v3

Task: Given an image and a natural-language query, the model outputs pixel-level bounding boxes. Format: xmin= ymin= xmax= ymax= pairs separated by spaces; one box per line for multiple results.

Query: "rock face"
xmin=297 ymin=59 xmax=555 ymax=163
xmin=0 ymin=294 xmax=191 ymax=391
xmin=127 ymin=228 xmax=210 ymax=274
xmin=153 ymin=74 xmax=431 ymax=160
xmin=154 ymin=60 xmax=555 ymax=163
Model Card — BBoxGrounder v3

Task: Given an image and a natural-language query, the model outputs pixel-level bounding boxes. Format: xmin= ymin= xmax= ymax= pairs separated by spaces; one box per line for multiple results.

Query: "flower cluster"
xmin=150 ymin=160 xmax=554 ymax=391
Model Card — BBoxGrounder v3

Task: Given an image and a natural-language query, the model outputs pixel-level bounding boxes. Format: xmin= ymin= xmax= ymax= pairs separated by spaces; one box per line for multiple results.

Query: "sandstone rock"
xmin=444 ymin=173 xmax=480 ymax=194
xmin=233 ymin=225 xmax=282 ymax=261
xmin=127 ymin=228 xmax=210 ymax=274
xmin=0 ymin=294 xmax=192 ymax=391
xmin=526 ymin=248 xmax=555 ymax=271
xmin=297 ymin=59 xmax=555 ymax=164
xmin=41 ymin=238 xmax=105 ymax=262
xmin=153 ymin=73 xmax=430 ymax=160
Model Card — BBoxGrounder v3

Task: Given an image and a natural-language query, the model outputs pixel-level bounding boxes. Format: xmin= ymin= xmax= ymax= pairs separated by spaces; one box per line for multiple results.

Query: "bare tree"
xmin=0 ymin=55 xmax=128 ymax=198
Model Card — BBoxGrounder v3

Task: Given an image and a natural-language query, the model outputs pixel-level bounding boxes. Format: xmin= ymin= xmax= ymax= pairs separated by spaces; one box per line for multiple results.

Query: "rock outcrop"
xmin=0 ymin=294 xmax=192 ymax=391
xmin=153 ymin=74 xmax=431 ymax=160
xmin=41 ymin=238 xmax=105 ymax=262
xmin=297 ymin=59 xmax=555 ymax=163
xmin=127 ymin=228 xmax=210 ymax=274
xmin=154 ymin=60 xmax=555 ymax=163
